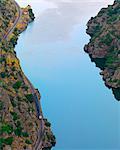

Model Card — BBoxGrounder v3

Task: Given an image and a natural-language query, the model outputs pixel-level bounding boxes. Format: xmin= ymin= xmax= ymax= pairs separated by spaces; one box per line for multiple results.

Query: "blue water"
xmin=16 ymin=0 xmax=120 ymax=149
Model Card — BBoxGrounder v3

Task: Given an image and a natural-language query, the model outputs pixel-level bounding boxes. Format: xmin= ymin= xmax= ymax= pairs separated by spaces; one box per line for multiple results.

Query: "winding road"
xmin=1 ymin=0 xmax=44 ymax=149
xmin=25 ymin=77 xmax=44 ymax=150
xmin=0 ymin=0 xmax=22 ymax=57
xmin=3 ymin=1 xmax=22 ymax=40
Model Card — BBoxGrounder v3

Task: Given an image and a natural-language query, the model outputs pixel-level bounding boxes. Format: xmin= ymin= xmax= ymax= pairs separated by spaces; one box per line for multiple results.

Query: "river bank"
xmin=11 ymin=4 xmax=56 ymax=150
xmin=0 ymin=2 xmax=55 ymax=149
xmin=84 ymin=0 xmax=120 ymax=101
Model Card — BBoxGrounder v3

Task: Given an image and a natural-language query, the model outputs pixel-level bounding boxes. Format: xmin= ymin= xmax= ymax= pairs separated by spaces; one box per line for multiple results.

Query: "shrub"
xmin=25 ymin=94 xmax=33 ymax=103
xmin=10 ymin=112 xmax=19 ymax=121
xmin=0 ymin=137 xmax=14 ymax=146
xmin=13 ymin=81 xmax=22 ymax=89
xmin=0 ymin=102 xmax=4 ymax=110
xmin=44 ymin=119 xmax=51 ymax=127
xmin=3 ymin=137 xmax=14 ymax=145
xmin=15 ymin=120 xmax=21 ymax=128
xmin=11 ymin=100 xmax=17 ymax=107
xmin=22 ymin=132 xmax=29 ymax=137
xmin=0 ymin=57 xmax=5 ymax=63
xmin=14 ymin=127 xmax=22 ymax=136
xmin=25 ymin=139 xmax=32 ymax=144
xmin=14 ymin=121 xmax=23 ymax=136
xmin=10 ymin=36 xmax=18 ymax=47
xmin=0 ymin=124 xmax=13 ymax=134
xmin=100 ymin=33 xmax=113 ymax=46
xmin=28 ymin=8 xmax=35 ymax=20
xmin=0 ymin=72 xmax=6 ymax=78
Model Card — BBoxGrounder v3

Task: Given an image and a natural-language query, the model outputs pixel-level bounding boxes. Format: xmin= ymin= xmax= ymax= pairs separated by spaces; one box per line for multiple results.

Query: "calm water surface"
xmin=16 ymin=0 xmax=120 ymax=149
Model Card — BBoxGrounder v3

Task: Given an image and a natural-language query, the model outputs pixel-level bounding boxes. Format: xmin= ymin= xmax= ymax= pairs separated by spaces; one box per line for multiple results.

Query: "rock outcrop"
xmin=85 ymin=0 xmax=120 ymax=100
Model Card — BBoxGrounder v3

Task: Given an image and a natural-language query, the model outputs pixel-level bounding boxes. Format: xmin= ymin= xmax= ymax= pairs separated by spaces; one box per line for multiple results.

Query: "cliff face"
xmin=85 ymin=0 xmax=120 ymax=100
xmin=0 ymin=0 xmax=55 ymax=149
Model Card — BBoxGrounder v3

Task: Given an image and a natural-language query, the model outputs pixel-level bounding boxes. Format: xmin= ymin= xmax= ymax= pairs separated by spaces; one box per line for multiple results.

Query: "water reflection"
xmin=16 ymin=0 xmax=114 ymax=43
xmin=29 ymin=1 xmax=114 ymax=43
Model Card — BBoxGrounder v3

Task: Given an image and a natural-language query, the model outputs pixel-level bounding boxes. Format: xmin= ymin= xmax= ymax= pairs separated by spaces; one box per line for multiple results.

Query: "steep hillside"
xmin=0 ymin=0 xmax=55 ymax=149
xmin=0 ymin=0 xmax=17 ymax=40
xmin=85 ymin=0 xmax=120 ymax=100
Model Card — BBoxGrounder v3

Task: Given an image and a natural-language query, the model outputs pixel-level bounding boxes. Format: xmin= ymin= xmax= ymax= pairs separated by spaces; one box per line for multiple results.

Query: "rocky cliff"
xmin=85 ymin=0 xmax=120 ymax=100
xmin=0 ymin=0 xmax=55 ymax=149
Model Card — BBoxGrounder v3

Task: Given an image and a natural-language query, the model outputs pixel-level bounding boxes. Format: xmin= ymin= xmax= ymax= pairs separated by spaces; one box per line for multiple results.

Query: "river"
xmin=15 ymin=0 xmax=120 ymax=149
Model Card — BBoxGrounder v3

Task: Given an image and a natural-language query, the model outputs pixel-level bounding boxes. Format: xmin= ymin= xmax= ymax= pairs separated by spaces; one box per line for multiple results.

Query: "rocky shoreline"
xmin=0 ymin=1 xmax=55 ymax=149
xmin=9 ymin=5 xmax=56 ymax=150
xmin=84 ymin=0 xmax=120 ymax=100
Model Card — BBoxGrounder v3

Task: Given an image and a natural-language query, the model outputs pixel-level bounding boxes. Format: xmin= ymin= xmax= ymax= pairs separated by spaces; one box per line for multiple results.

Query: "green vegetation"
xmin=85 ymin=0 xmax=120 ymax=100
xmin=100 ymin=33 xmax=113 ymax=46
xmin=28 ymin=106 xmax=35 ymax=113
xmin=22 ymin=132 xmax=29 ymax=137
xmin=14 ymin=127 xmax=22 ymax=136
xmin=0 ymin=57 xmax=5 ymax=63
xmin=0 ymin=0 xmax=17 ymax=40
xmin=105 ymin=55 xmax=117 ymax=67
xmin=0 ymin=102 xmax=4 ymax=110
xmin=11 ymin=100 xmax=17 ymax=107
xmin=10 ymin=36 xmax=18 ymax=47
xmin=28 ymin=8 xmax=35 ymax=21
xmin=0 ymin=124 xmax=13 ymax=135
xmin=0 ymin=137 xmax=14 ymax=148
xmin=0 ymin=72 xmax=7 ymax=78
xmin=25 ymin=94 xmax=33 ymax=103
xmin=3 ymin=137 xmax=14 ymax=145
xmin=14 ymin=120 xmax=23 ymax=136
xmin=25 ymin=139 xmax=32 ymax=144
xmin=107 ymin=15 xmax=118 ymax=24
xmin=0 ymin=0 xmax=46 ymax=149
xmin=10 ymin=112 xmax=19 ymax=121
xmin=13 ymin=81 xmax=22 ymax=90
xmin=44 ymin=119 xmax=51 ymax=127
xmin=107 ymin=4 xmax=120 ymax=16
